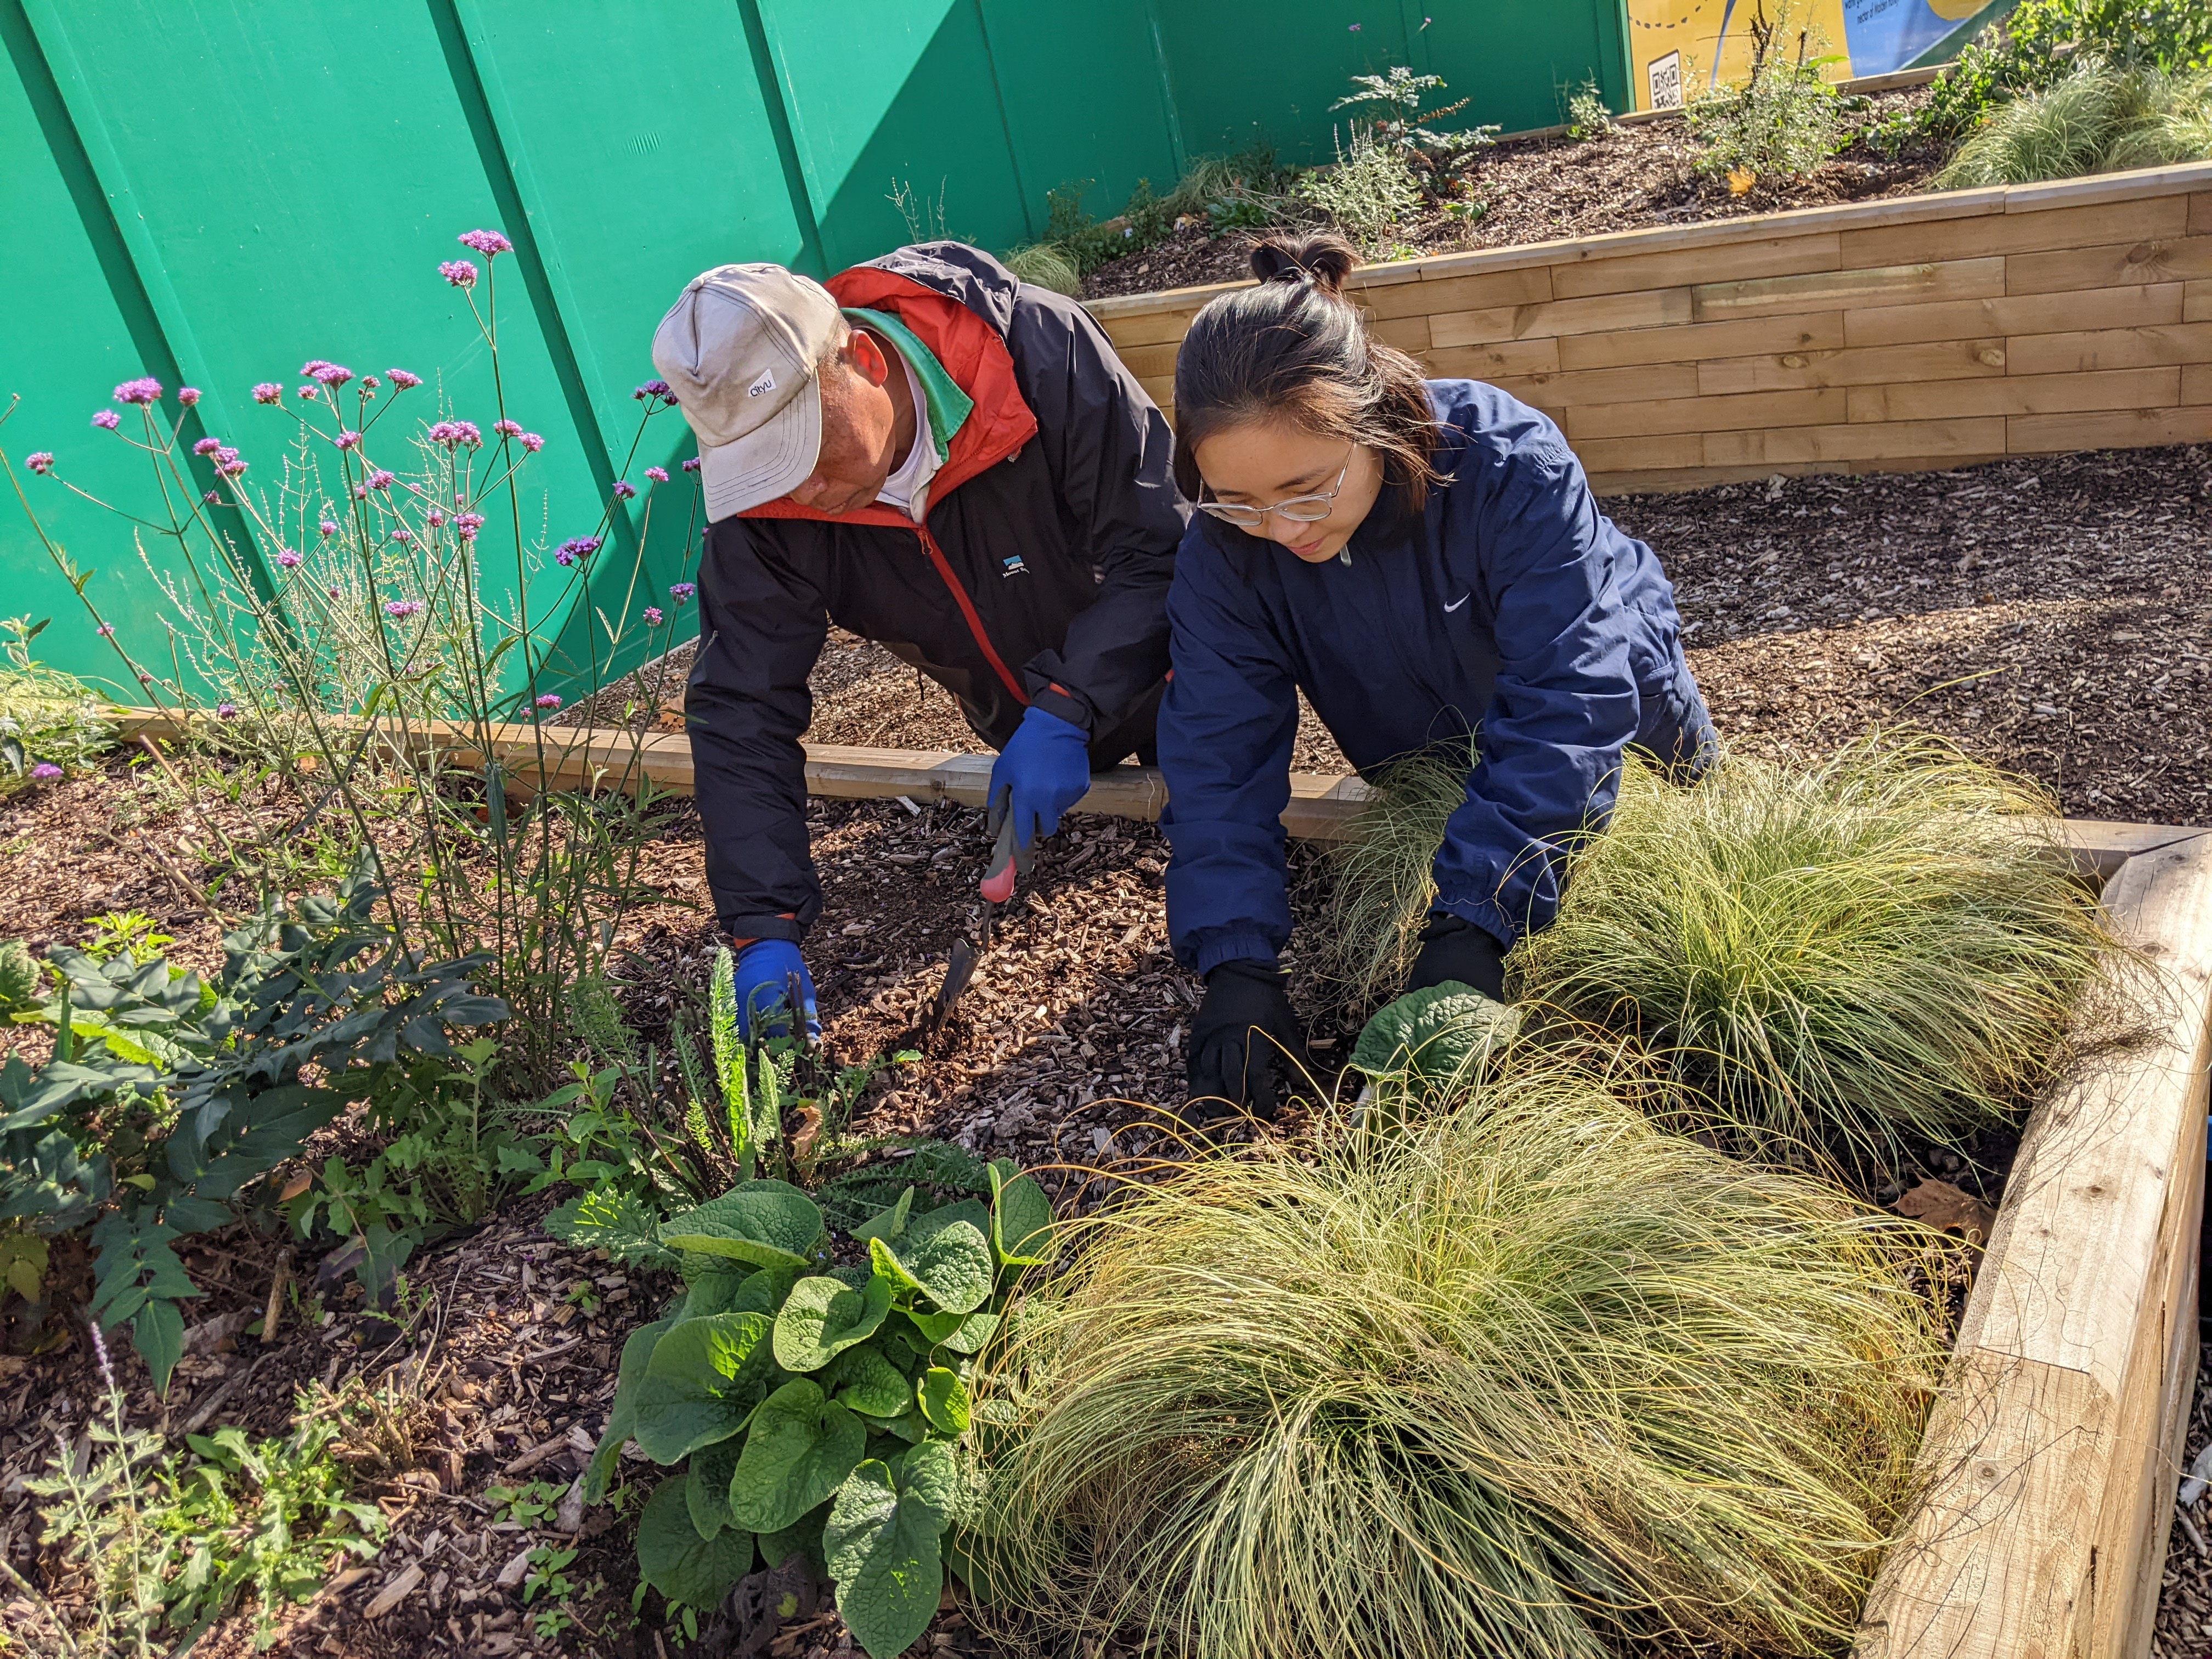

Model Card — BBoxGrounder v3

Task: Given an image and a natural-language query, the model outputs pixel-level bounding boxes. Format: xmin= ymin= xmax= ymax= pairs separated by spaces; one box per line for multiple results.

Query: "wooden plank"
xmin=2006 ymin=320 xmax=2212 ymax=375
xmin=1114 ymin=339 xmax=1181 ymax=381
xmin=1854 ymin=835 xmax=2212 ymax=1659
xmin=1844 ymin=367 xmax=2181 ymax=424
xmin=1429 ymin=286 xmax=1694 ymax=348
xmin=2009 ymin=405 xmax=2212 ymax=452
xmin=1703 ymin=416 xmax=2007 ymax=468
xmin=1844 ymin=284 xmax=2183 ymax=349
xmin=1592 ymin=451 xmax=2010 ymax=496
xmin=1839 ymin=195 xmax=2190 ymax=269
xmin=2007 ymin=235 xmax=2212 ymax=297
xmin=1370 ymin=313 xmax=1432 ymax=354
xmin=1568 ymin=431 xmax=1706 ymax=474
xmin=1362 ymin=263 xmax=1554 ymax=319
xmin=1424 ymin=338 xmax=1564 ymax=381
xmin=1551 ymin=231 xmax=1840 ymax=300
xmin=1699 ymin=338 xmax=2008 ymax=394
xmin=1559 ymin=310 xmax=1844 ymax=371
xmin=1691 ymin=257 xmax=2005 ymax=321
xmin=1488 ymin=361 xmax=1701 ymax=408
xmin=2190 ymin=190 xmax=2212 ymax=237
xmin=2183 ymin=361 xmax=2212 ymax=403
xmin=1564 ymin=386 xmax=1847 ymax=442
xmin=1095 ymin=306 xmax=1206 ymax=351
xmin=2187 ymin=279 xmax=2212 ymax=322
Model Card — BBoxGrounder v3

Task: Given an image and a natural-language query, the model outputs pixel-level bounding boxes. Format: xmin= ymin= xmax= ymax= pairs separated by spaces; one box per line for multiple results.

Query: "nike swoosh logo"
xmin=1443 ymin=594 xmax=1470 ymax=612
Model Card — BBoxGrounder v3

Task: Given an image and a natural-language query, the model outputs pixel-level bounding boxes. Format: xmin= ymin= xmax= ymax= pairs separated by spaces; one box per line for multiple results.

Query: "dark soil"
xmin=2 ymin=441 xmax=2206 ymax=1657
xmin=1081 ymin=87 xmax=1942 ymax=301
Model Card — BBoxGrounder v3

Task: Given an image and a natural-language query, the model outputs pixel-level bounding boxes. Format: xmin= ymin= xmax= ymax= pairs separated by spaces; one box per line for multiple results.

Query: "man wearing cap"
xmin=653 ymin=242 xmax=1185 ymax=1037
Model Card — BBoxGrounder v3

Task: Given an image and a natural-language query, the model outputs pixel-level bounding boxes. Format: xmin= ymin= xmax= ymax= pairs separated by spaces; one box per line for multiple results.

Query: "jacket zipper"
xmin=915 ymin=523 xmax=1028 ymax=708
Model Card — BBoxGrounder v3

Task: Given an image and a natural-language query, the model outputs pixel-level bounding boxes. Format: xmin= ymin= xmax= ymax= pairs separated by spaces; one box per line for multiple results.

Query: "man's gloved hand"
xmin=731 ymin=939 xmax=820 ymax=1041
xmin=1185 ymin=959 xmax=1310 ymax=1121
xmin=988 ymin=705 xmax=1093 ymax=853
xmin=1406 ymin=913 xmax=1508 ymax=1001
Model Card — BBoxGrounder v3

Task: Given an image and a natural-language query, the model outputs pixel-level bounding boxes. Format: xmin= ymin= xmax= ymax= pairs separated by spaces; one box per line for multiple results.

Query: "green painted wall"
xmin=0 ymin=0 xmax=1628 ymax=700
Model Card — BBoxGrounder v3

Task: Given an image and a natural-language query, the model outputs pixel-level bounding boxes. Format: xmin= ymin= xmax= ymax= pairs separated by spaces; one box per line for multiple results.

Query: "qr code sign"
xmin=1647 ymin=49 xmax=1684 ymax=111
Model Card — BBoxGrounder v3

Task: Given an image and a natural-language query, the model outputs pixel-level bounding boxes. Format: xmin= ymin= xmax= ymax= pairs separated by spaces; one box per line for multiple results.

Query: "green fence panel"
xmin=0 ymin=3 xmax=193 ymax=700
xmin=16 ymin=0 xmax=615 ymax=706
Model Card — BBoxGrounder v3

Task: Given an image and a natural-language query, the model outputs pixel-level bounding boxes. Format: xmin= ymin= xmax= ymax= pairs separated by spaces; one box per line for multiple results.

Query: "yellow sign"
xmin=1624 ymin=0 xmax=1987 ymax=109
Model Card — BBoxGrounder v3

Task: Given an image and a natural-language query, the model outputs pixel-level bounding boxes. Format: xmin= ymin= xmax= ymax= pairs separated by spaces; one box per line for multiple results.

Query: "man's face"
xmin=786 ymin=329 xmax=900 ymax=515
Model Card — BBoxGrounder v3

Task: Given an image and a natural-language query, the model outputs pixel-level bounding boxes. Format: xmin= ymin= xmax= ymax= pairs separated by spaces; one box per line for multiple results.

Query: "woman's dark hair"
xmin=1170 ymin=231 xmax=1442 ymax=515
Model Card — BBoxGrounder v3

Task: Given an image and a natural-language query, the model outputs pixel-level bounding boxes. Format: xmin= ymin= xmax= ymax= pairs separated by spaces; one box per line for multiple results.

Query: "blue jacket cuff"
xmin=1432 ymin=894 xmax=1523 ymax=951
xmin=1194 ymin=930 xmax=1280 ymax=975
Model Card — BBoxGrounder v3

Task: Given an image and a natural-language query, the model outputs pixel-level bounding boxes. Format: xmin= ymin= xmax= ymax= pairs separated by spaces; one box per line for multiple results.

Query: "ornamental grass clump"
xmin=976 ymin=1063 xmax=1945 ymax=1659
xmin=1515 ymin=735 xmax=2114 ymax=1165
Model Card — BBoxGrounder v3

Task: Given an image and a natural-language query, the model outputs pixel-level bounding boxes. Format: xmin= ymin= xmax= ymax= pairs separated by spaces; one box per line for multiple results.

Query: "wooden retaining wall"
xmin=1085 ymin=161 xmax=2212 ymax=494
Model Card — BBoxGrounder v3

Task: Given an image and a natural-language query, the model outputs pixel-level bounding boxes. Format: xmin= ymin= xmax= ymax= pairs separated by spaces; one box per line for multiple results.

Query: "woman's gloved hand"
xmin=1406 ymin=913 xmax=1508 ymax=1001
xmin=731 ymin=938 xmax=820 ymax=1041
xmin=1185 ymin=959 xmax=1310 ymax=1120
xmin=988 ymin=705 xmax=1094 ymax=853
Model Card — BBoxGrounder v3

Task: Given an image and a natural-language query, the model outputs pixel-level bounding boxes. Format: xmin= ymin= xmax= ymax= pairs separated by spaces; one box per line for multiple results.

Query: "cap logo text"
xmin=746 ymin=369 xmax=776 ymax=399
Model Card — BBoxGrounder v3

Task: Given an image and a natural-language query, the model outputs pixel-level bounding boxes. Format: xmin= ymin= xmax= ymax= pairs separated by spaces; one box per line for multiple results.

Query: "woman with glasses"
xmin=1161 ymin=232 xmax=1716 ymax=1118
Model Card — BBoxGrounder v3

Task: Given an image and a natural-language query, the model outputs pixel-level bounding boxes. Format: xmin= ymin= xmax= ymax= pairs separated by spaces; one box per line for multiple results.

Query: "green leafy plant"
xmin=1686 ymin=1 xmax=1845 ymax=186
xmin=976 ymin=1062 xmax=1945 ymax=1659
xmin=1348 ymin=980 xmax=1520 ymax=1097
xmin=1296 ymin=124 xmax=1423 ymax=256
xmin=0 ymin=855 xmax=507 ymax=1385
xmin=1008 ymin=147 xmax=1300 ymax=287
xmin=1001 ymin=242 xmax=1082 ymax=296
xmin=1565 ymin=77 xmax=1614 ymax=139
xmin=1935 ymin=59 xmax=2212 ymax=184
xmin=587 ymin=1163 xmax=1056 ymax=1657
xmin=1513 ymin=736 xmax=2115 ymax=1166
xmin=0 ymin=613 xmax=114 ymax=792
xmin=1330 ymin=66 xmax=1499 ymax=168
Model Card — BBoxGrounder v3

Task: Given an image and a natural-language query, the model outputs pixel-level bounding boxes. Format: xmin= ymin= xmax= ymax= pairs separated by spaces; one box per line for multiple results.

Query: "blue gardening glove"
xmin=988 ymin=705 xmax=1093 ymax=853
xmin=731 ymin=939 xmax=820 ymax=1041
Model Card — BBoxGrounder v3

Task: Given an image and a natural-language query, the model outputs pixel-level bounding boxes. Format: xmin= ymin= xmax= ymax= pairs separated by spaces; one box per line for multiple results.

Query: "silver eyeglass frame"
xmin=1194 ymin=447 xmax=1355 ymax=529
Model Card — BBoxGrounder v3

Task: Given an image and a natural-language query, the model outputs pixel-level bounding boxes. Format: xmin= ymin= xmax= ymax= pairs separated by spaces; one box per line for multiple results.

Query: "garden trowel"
xmin=923 ymin=785 xmax=1027 ymax=1036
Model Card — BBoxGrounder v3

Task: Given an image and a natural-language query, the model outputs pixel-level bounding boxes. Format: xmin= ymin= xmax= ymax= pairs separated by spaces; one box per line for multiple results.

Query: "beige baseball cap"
xmin=652 ymin=264 xmax=846 ymax=520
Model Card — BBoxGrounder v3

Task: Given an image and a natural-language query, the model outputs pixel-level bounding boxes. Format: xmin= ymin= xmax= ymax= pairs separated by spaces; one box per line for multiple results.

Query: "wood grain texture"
xmin=1854 ymin=835 xmax=2212 ymax=1659
xmin=1843 ymin=284 xmax=2183 ymax=349
xmin=1691 ymin=257 xmax=2004 ymax=320
xmin=1844 ymin=367 xmax=2181 ymax=424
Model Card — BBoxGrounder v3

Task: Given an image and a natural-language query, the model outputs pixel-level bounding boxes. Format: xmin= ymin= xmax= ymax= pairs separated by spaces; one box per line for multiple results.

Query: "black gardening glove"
xmin=1407 ymin=913 xmax=1508 ymax=1001
xmin=1185 ymin=960 xmax=1310 ymax=1121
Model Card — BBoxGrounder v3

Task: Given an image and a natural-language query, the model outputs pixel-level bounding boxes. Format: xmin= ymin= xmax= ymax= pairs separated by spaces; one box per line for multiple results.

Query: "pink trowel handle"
xmin=979 ymin=812 xmax=1020 ymax=904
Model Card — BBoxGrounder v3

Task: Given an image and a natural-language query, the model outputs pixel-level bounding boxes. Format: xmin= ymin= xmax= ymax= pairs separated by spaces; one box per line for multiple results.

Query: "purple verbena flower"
xmin=276 ymin=548 xmax=302 ymax=568
xmin=297 ymin=385 xmax=318 ymax=400
xmin=213 ymin=448 xmax=246 ymax=478
xmin=555 ymin=536 xmax=599 ymax=567
xmin=112 ymin=376 xmax=162 ymax=405
xmin=439 ymin=259 xmax=478 ymax=289
xmin=29 ymin=763 xmax=60 ymax=781
xmin=645 ymin=465 xmax=669 ymax=483
xmin=178 ymin=386 xmax=201 ymax=408
xmin=427 ymin=508 xmax=445 ymax=527
xmin=252 ymin=382 xmax=283 ymax=404
xmin=96 ymin=622 xmax=115 ymax=637
xmin=458 ymin=228 xmax=513 ymax=257
xmin=334 ymin=430 xmax=361 ymax=451
xmin=319 ymin=518 xmax=338 ymax=537
xmin=202 ymin=490 xmax=221 ymax=504
xmin=362 ymin=375 xmax=380 ymax=391
xmin=385 ymin=599 xmax=425 ymax=619
xmin=26 ymin=453 xmax=53 ymax=476
xmin=534 ymin=693 xmax=561 ymax=709
xmin=520 ymin=432 xmax=544 ymax=453
xmin=670 ymin=582 xmax=696 ymax=603
xmin=392 ymin=527 xmax=413 ymax=544
xmin=92 ymin=409 xmax=121 ymax=430
xmin=303 ymin=360 xmax=353 ymax=388
xmin=682 ymin=456 xmax=702 ymax=473
xmin=493 ymin=419 xmax=522 ymax=438
xmin=327 ymin=585 xmax=341 ymax=599
xmin=644 ymin=605 xmax=664 ymax=626
xmin=193 ymin=437 xmax=222 ymax=456
xmin=353 ymin=483 xmax=368 ymax=499
xmin=367 ymin=469 xmax=394 ymax=492
xmin=612 ymin=480 xmax=636 ymax=500
xmin=427 ymin=419 xmax=482 ymax=449
xmin=633 ymin=379 xmax=673 ymax=403
xmin=216 ymin=702 xmax=237 ymax=720
xmin=454 ymin=511 xmax=485 ymax=541
xmin=137 ymin=670 xmax=154 ymax=684
xmin=388 ymin=368 xmax=422 ymax=390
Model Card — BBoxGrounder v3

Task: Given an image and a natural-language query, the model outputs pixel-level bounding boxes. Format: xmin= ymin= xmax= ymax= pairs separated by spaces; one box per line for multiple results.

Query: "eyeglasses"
xmin=1195 ymin=448 xmax=1353 ymax=529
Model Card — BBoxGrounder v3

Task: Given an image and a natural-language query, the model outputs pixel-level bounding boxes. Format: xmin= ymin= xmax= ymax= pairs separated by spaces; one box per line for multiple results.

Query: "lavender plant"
xmin=1 ymin=228 xmax=702 ymax=1087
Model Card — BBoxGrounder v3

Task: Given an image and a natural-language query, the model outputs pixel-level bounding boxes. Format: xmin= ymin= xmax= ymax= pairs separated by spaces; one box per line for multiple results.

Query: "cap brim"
xmin=698 ymin=375 xmax=823 ymax=520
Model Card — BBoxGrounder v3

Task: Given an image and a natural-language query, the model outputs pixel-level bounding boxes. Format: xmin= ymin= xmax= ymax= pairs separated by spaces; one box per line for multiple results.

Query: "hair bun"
xmin=1248 ymin=232 xmax=1357 ymax=296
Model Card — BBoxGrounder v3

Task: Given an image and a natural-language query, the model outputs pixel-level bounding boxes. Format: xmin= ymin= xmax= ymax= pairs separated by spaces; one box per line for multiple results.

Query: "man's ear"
xmin=844 ymin=327 xmax=892 ymax=390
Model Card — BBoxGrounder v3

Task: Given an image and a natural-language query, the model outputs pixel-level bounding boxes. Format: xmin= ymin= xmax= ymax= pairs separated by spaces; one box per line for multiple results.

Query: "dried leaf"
xmin=1894 ymin=1178 xmax=1998 ymax=1244
xmin=1726 ymin=166 xmax=1757 ymax=195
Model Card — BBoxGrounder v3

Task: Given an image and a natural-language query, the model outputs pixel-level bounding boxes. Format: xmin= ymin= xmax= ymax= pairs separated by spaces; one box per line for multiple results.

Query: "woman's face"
xmin=1190 ymin=420 xmax=1385 ymax=564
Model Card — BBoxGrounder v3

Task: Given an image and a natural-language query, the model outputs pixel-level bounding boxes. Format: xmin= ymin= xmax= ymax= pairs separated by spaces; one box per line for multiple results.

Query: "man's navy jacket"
xmin=1159 ymin=378 xmax=1697 ymax=975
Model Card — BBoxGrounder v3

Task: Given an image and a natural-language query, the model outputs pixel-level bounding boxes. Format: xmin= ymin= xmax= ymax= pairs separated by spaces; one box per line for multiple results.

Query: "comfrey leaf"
xmin=774 ymin=1273 xmax=893 ymax=1372
xmin=824 ymin=1441 xmax=958 ymax=1659
xmin=917 ymin=1366 xmax=971 ymax=1435
xmin=825 ymin=1344 xmax=910 ymax=1418
xmin=687 ymin=1435 xmax=744 ymax=1538
xmin=850 ymin=1185 xmax=913 ymax=1244
xmin=905 ymin=1306 xmax=1000 ymax=1356
xmin=658 ymin=1180 xmax=823 ymax=1269
xmin=637 ymin=1477 xmax=754 ymax=1609
xmin=728 ymin=1379 xmax=867 ymax=1533
xmin=868 ymin=1201 xmax=993 ymax=1315
xmin=583 ymin=1317 xmax=672 ymax=1504
xmin=631 ymin=1312 xmax=776 ymax=1463
xmin=986 ymin=1165 xmax=1056 ymax=1268
xmin=1350 ymin=980 xmax=1522 ymax=1089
